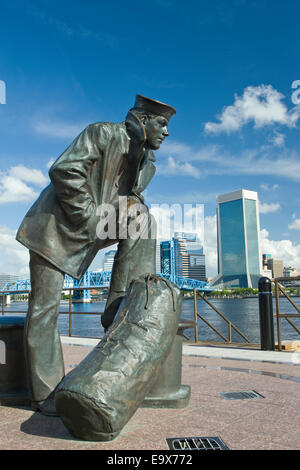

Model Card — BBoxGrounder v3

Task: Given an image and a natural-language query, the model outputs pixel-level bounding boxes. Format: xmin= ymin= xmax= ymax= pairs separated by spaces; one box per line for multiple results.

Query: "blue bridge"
xmin=1 ymin=239 xmax=212 ymax=298
xmin=1 ymin=270 xmax=212 ymax=299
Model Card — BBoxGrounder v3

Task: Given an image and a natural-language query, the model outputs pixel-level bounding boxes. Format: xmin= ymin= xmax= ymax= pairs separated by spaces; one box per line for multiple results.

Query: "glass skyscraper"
xmin=173 ymin=232 xmax=206 ymax=281
xmin=160 ymin=232 xmax=206 ymax=281
xmin=215 ymin=190 xmax=262 ymax=288
xmin=103 ymin=250 xmax=117 ymax=272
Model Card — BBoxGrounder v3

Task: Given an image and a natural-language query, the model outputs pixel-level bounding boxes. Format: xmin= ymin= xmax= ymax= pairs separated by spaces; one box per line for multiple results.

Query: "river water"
xmin=3 ymin=297 xmax=300 ymax=344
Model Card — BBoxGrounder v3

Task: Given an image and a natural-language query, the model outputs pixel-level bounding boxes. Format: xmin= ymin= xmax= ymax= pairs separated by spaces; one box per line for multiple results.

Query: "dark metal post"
xmin=258 ymin=277 xmax=275 ymax=351
xmin=193 ymin=289 xmax=198 ymax=342
xmin=68 ymin=290 xmax=72 ymax=337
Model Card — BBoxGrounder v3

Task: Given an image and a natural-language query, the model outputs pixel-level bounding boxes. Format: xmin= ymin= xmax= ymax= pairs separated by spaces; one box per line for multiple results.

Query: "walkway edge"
xmin=60 ymin=336 xmax=300 ymax=365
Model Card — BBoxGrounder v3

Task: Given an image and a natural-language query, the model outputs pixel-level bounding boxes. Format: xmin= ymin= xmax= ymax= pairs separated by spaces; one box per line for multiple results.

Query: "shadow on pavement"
xmin=20 ymin=411 xmax=76 ymax=441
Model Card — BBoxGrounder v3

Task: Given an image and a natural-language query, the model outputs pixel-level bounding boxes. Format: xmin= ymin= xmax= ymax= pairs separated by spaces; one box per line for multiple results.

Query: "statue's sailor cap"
xmin=133 ymin=94 xmax=176 ymax=121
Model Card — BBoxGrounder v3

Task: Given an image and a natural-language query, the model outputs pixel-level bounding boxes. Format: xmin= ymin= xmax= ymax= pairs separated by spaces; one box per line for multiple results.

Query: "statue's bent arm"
xmin=49 ymin=124 xmax=107 ymax=226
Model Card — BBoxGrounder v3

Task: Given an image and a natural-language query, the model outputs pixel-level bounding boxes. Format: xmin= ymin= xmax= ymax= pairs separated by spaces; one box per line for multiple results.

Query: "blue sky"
xmin=0 ymin=0 xmax=300 ymax=277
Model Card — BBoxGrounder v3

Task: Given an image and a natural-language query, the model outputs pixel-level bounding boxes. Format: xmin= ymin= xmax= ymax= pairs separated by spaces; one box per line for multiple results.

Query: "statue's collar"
xmin=125 ymin=110 xmax=156 ymax=162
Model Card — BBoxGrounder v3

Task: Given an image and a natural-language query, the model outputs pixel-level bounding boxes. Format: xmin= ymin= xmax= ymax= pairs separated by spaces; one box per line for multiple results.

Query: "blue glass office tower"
xmin=215 ymin=190 xmax=262 ymax=288
xmin=160 ymin=232 xmax=206 ymax=281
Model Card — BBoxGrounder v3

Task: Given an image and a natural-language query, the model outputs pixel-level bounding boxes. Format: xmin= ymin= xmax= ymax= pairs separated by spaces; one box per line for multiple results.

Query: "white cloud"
xmin=260 ymin=183 xmax=279 ymax=191
xmin=0 ymin=226 xmax=29 ymax=276
xmin=159 ymin=138 xmax=300 ymax=182
xmin=158 ymin=141 xmax=220 ymax=162
xmin=259 ymin=202 xmax=280 ymax=214
xmin=205 ymin=84 xmax=300 ymax=134
xmin=0 ymin=165 xmax=48 ymax=204
xmin=260 ymin=228 xmax=300 ymax=271
xmin=288 ymin=218 xmax=300 ymax=230
xmin=9 ymin=166 xmax=47 ymax=185
xmin=34 ymin=121 xmax=84 ymax=139
xmin=270 ymin=131 xmax=285 ymax=147
xmin=157 ymin=156 xmax=201 ymax=178
xmin=148 ymin=191 xmax=217 ymax=205
xmin=204 ymin=215 xmax=218 ymax=277
xmin=150 ymin=203 xmax=204 ymax=241
xmin=239 ymin=152 xmax=300 ymax=182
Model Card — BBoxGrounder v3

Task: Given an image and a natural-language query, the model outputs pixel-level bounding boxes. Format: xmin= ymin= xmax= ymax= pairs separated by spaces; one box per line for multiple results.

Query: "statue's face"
xmin=144 ymin=115 xmax=169 ymax=150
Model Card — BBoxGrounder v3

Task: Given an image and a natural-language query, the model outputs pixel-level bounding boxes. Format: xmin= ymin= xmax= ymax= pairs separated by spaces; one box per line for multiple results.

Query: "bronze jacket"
xmin=16 ymin=111 xmax=156 ymax=279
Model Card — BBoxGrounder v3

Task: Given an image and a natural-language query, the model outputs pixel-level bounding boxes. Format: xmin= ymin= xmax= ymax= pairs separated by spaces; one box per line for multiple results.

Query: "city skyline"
xmin=0 ymin=1 xmax=300 ymax=277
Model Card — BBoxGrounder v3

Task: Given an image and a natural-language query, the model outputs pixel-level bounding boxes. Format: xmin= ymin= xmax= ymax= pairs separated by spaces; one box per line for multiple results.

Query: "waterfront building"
xmin=0 ymin=273 xmax=21 ymax=290
xmin=262 ymin=254 xmax=272 ymax=269
xmin=160 ymin=240 xmax=172 ymax=277
xmin=214 ymin=189 xmax=262 ymax=289
xmin=268 ymin=258 xmax=283 ymax=279
xmin=262 ymin=254 xmax=283 ymax=278
xmin=262 ymin=267 xmax=272 ymax=280
xmin=173 ymin=232 xmax=206 ymax=281
xmin=155 ymin=240 xmax=163 ymax=274
xmin=160 ymin=232 xmax=206 ymax=281
xmin=103 ymin=250 xmax=117 ymax=272
xmin=283 ymin=266 xmax=300 ymax=278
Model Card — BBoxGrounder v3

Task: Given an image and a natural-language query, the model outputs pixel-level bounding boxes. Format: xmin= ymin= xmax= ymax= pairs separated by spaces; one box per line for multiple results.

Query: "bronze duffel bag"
xmin=55 ymin=274 xmax=182 ymax=441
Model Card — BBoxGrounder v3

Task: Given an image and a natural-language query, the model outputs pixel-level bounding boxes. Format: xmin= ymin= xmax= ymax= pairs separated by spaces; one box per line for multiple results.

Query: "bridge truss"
xmin=1 ymin=239 xmax=212 ymax=295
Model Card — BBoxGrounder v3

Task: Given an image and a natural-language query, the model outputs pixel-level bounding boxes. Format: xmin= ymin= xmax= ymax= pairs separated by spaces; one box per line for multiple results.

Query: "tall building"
xmin=268 ymin=258 xmax=283 ymax=278
xmin=160 ymin=241 xmax=171 ymax=275
xmin=262 ymin=254 xmax=272 ymax=269
xmin=160 ymin=232 xmax=206 ymax=281
xmin=214 ymin=189 xmax=262 ymax=288
xmin=262 ymin=254 xmax=273 ymax=279
xmin=173 ymin=232 xmax=206 ymax=281
xmin=155 ymin=240 xmax=163 ymax=274
xmin=103 ymin=250 xmax=117 ymax=272
xmin=283 ymin=266 xmax=299 ymax=278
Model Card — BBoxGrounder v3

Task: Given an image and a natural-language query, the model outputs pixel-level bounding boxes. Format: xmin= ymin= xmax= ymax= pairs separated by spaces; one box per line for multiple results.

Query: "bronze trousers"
xmin=24 ymin=199 xmax=156 ymax=402
xmin=25 ymin=251 xmax=65 ymax=403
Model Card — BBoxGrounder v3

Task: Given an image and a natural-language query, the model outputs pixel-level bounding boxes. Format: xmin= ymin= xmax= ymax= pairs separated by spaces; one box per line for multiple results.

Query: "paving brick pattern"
xmin=0 ymin=343 xmax=299 ymax=450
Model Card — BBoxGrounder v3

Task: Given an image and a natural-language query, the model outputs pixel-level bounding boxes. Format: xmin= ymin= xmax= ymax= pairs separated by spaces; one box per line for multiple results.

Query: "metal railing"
xmin=273 ymin=276 xmax=300 ymax=351
xmin=192 ymin=288 xmax=252 ymax=345
xmin=0 ymin=287 xmax=254 ymax=343
xmin=0 ymin=287 xmax=106 ymax=337
xmin=0 ymin=287 xmax=199 ymax=342
xmin=4 ymin=281 xmax=299 ymax=347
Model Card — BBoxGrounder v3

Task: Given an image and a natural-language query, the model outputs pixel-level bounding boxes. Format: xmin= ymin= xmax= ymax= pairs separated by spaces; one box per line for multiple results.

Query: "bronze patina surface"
xmin=16 ymin=95 xmax=176 ymax=416
xmin=55 ymin=275 xmax=182 ymax=441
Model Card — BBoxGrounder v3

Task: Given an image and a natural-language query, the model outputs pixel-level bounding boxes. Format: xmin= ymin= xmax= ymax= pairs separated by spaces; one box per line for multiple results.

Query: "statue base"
xmin=141 ymin=384 xmax=190 ymax=409
xmin=0 ymin=391 xmax=30 ymax=407
xmin=0 ymin=316 xmax=30 ymax=407
xmin=141 ymin=320 xmax=194 ymax=409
